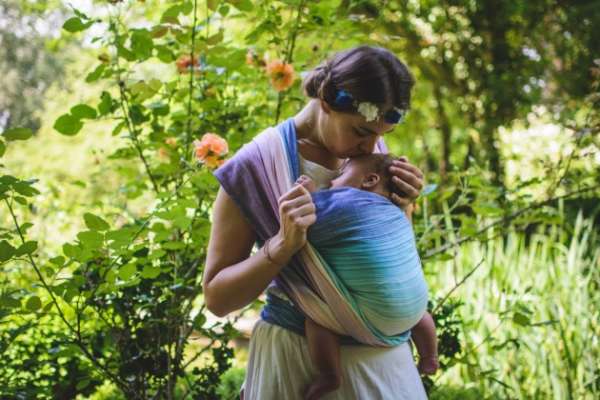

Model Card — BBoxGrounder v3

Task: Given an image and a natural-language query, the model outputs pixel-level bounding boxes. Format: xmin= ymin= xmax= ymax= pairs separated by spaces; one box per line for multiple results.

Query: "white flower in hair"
xmin=357 ymin=102 xmax=380 ymax=122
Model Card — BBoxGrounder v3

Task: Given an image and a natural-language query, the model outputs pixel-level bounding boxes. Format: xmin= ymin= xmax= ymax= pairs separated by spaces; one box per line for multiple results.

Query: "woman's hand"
xmin=388 ymin=156 xmax=424 ymax=210
xmin=270 ymin=179 xmax=317 ymax=262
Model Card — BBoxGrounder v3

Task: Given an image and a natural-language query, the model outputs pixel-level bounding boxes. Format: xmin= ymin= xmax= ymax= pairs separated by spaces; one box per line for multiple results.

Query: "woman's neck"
xmin=293 ymin=100 xmax=344 ymax=170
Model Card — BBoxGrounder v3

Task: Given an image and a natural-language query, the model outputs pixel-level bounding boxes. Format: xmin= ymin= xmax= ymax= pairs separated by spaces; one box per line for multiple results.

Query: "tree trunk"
xmin=434 ymin=85 xmax=452 ymax=183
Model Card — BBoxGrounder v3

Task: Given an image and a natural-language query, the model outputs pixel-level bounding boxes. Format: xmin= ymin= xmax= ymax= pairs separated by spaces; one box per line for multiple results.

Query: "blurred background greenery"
xmin=0 ymin=0 xmax=598 ymax=399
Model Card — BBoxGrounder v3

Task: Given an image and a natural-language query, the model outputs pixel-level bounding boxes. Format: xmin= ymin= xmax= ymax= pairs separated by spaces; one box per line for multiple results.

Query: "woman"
xmin=203 ymin=46 xmax=426 ymax=399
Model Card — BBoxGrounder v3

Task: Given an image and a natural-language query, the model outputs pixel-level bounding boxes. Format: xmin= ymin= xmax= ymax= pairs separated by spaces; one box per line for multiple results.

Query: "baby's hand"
xmin=417 ymin=355 xmax=439 ymax=375
xmin=296 ymin=175 xmax=317 ymax=193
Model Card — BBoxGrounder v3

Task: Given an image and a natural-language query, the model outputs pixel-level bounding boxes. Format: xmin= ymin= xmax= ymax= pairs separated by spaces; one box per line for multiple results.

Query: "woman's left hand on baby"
xmin=388 ymin=157 xmax=424 ymax=210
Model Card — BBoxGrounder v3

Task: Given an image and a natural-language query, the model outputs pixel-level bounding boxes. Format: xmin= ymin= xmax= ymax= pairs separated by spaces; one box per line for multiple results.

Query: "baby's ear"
xmin=361 ymin=173 xmax=380 ymax=190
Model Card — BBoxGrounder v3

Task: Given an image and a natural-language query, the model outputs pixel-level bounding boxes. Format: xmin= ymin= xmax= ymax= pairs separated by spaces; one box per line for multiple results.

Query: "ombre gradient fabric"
xmin=309 ymin=187 xmax=428 ymax=337
xmin=214 ymin=118 xmax=421 ymax=346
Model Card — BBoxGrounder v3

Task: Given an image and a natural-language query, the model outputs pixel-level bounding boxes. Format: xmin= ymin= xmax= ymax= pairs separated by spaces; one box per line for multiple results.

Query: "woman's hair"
xmin=302 ymin=45 xmax=415 ymax=114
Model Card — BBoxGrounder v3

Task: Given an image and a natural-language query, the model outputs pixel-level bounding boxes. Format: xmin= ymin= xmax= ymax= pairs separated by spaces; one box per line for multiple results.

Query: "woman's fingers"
xmin=390 ymin=168 xmax=423 ymax=193
xmin=295 ymin=213 xmax=317 ymax=228
xmin=289 ymin=202 xmax=317 ymax=219
xmin=390 ymin=192 xmax=412 ymax=209
xmin=279 ymin=182 xmax=310 ymax=202
xmin=392 ymin=159 xmax=424 ymax=180
xmin=279 ymin=192 xmax=313 ymax=212
xmin=392 ymin=176 xmax=420 ymax=199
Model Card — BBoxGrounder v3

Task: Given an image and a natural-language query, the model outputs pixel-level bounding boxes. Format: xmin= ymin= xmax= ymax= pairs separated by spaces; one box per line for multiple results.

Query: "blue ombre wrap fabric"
xmin=308 ymin=187 xmax=428 ymax=337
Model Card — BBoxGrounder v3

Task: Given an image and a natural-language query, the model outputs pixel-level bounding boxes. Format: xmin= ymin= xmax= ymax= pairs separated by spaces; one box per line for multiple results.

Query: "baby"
xmin=298 ymin=153 xmax=439 ymax=400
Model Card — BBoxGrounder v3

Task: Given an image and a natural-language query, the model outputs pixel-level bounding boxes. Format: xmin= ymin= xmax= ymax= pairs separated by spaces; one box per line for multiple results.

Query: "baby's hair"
xmin=354 ymin=153 xmax=404 ymax=199
xmin=302 ymin=46 xmax=415 ymax=115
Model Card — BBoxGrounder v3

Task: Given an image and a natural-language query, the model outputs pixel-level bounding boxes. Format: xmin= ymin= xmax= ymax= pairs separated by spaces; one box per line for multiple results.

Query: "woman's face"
xmin=317 ymin=100 xmax=396 ymax=159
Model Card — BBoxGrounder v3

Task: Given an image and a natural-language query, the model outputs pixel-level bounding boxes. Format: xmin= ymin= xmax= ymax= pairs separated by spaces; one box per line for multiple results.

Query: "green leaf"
xmin=206 ymin=30 xmax=224 ymax=45
xmin=20 ymin=222 xmax=34 ymax=234
xmin=162 ymin=241 xmax=185 ymax=250
xmin=71 ymin=104 xmax=97 ymax=119
xmin=13 ymin=181 xmax=40 ymax=197
xmin=54 ymin=114 xmax=83 ymax=136
xmin=228 ymin=0 xmax=253 ymax=12
xmin=16 ymin=241 xmax=37 ymax=256
xmin=49 ymin=256 xmax=65 ymax=266
xmin=63 ymin=243 xmax=81 ymax=258
xmin=98 ymin=91 xmax=114 ymax=116
xmin=83 ymin=213 xmax=110 ymax=231
xmin=0 ymin=140 xmax=5 ymax=157
xmin=3 ymin=127 xmax=33 ymax=141
xmin=129 ymin=105 xmax=148 ymax=125
xmin=14 ymin=196 xmax=27 ymax=205
xmin=63 ymin=17 xmax=93 ymax=33
xmin=141 ymin=264 xmax=161 ymax=279
xmin=0 ymin=295 xmax=20 ymax=308
xmin=0 ymin=240 xmax=16 ymax=262
xmin=155 ymin=45 xmax=175 ymax=63
xmin=77 ymin=231 xmax=104 ymax=249
xmin=106 ymin=226 xmax=138 ymax=243
xmin=76 ymin=379 xmax=91 ymax=391
xmin=118 ymin=263 xmax=137 ymax=280
xmin=193 ymin=313 xmax=207 ymax=330
xmin=85 ymin=63 xmax=106 ymax=83
xmin=513 ymin=312 xmax=531 ymax=326
xmin=25 ymin=296 xmax=42 ymax=311
xmin=131 ymin=29 xmax=154 ymax=60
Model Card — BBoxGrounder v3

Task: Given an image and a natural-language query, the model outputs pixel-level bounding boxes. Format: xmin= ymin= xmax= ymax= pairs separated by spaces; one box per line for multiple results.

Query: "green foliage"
xmin=0 ymin=0 xmax=598 ymax=398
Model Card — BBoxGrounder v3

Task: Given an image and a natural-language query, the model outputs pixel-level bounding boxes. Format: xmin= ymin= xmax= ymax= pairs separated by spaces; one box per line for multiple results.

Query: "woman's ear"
xmin=361 ymin=173 xmax=380 ymax=190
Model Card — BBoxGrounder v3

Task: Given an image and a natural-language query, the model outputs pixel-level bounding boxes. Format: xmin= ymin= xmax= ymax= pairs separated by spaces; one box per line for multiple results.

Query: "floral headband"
xmin=333 ymin=89 xmax=408 ymax=124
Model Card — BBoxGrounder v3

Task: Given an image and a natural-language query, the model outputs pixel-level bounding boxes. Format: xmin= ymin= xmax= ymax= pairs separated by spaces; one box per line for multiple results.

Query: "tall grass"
xmin=427 ymin=213 xmax=599 ymax=399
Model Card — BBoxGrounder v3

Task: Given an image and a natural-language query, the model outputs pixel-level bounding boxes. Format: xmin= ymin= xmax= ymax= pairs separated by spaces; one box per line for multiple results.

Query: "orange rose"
xmin=246 ymin=49 xmax=257 ymax=66
xmin=158 ymin=147 xmax=169 ymax=159
xmin=265 ymin=60 xmax=295 ymax=92
xmin=176 ymin=55 xmax=200 ymax=74
xmin=193 ymin=133 xmax=228 ymax=168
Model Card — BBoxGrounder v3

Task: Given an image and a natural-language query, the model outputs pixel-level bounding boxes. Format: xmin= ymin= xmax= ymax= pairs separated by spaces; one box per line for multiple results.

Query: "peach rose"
xmin=158 ymin=147 xmax=169 ymax=160
xmin=176 ymin=55 xmax=200 ymax=74
xmin=265 ymin=60 xmax=295 ymax=92
xmin=165 ymin=137 xmax=177 ymax=147
xmin=193 ymin=133 xmax=228 ymax=168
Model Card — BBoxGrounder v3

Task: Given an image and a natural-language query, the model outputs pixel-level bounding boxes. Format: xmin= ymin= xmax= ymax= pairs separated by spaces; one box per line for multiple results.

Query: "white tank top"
xmin=298 ymin=154 xmax=340 ymax=190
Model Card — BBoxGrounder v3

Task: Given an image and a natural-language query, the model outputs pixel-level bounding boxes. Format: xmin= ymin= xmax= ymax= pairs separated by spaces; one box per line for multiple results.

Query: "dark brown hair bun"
xmin=302 ymin=45 xmax=415 ymax=115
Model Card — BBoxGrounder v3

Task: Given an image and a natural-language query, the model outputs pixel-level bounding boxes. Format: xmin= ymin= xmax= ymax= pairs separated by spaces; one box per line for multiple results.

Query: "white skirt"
xmin=243 ymin=320 xmax=427 ymax=400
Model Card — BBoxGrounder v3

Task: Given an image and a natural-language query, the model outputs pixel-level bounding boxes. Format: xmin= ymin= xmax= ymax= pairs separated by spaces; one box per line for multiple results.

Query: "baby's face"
xmin=329 ymin=159 xmax=366 ymax=189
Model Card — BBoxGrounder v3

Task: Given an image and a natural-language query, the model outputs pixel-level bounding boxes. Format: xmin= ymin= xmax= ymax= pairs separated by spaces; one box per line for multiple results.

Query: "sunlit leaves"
xmin=77 ymin=231 xmax=104 ymax=249
xmin=3 ymin=127 xmax=33 ymax=141
xmin=85 ymin=64 xmax=107 ymax=83
xmin=130 ymin=29 xmax=154 ymax=61
xmin=0 ymin=241 xmax=16 ymax=262
xmin=71 ymin=104 xmax=97 ymax=120
xmin=16 ymin=241 xmax=37 ymax=256
xmin=25 ymin=296 xmax=42 ymax=311
xmin=62 ymin=17 xmax=94 ymax=33
xmin=83 ymin=213 xmax=110 ymax=231
xmin=53 ymin=114 xmax=83 ymax=136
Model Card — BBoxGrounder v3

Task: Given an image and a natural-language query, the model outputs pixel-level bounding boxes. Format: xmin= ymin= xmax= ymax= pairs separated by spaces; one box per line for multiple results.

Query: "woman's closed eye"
xmin=353 ymin=127 xmax=372 ymax=138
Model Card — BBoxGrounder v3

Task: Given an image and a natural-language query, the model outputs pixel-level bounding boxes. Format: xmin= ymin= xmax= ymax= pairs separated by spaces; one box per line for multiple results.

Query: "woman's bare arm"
xmin=203 ymin=183 xmax=316 ymax=317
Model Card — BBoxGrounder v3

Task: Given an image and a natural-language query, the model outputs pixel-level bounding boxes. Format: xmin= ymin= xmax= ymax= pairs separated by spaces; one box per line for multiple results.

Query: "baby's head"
xmin=329 ymin=154 xmax=402 ymax=199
